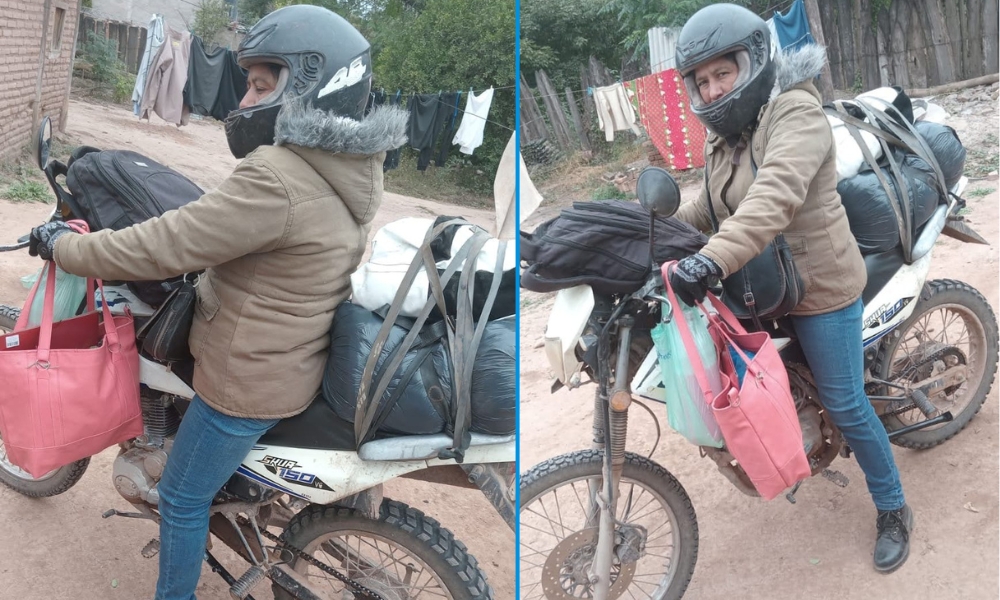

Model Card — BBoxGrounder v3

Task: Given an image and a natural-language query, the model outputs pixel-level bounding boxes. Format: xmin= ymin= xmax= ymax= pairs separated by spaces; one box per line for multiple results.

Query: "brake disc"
xmin=541 ymin=529 xmax=636 ymax=600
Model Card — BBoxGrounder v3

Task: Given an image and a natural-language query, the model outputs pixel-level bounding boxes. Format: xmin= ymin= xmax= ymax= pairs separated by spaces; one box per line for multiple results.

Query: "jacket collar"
xmin=273 ymin=100 xmax=409 ymax=156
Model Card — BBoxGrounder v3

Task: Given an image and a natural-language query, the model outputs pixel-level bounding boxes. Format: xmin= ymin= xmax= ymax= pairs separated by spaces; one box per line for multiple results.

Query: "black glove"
xmin=29 ymin=221 xmax=74 ymax=261
xmin=669 ymin=253 xmax=722 ymax=306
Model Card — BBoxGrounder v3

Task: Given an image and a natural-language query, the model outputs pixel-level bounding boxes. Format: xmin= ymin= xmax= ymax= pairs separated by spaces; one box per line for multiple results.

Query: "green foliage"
xmin=238 ymin=0 xmax=274 ymax=23
xmin=520 ymin=0 xmax=622 ymax=88
xmin=966 ymin=187 xmax=993 ymax=198
xmin=194 ymin=0 xmax=232 ymax=47
xmin=584 ymin=0 xmax=778 ymax=63
xmin=80 ymin=34 xmax=121 ymax=84
xmin=3 ymin=180 xmax=51 ymax=203
xmin=113 ymin=71 xmax=136 ymax=104
xmin=870 ymin=0 xmax=891 ymax=30
xmin=375 ymin=0 xmax=515 ymax=177
xmin=590 ymin=183 xmax=628 ymax=200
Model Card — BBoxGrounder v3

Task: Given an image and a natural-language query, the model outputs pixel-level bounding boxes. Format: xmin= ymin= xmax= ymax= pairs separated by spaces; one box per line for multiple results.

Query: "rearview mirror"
xmin=636 ymin=167 xmax=680 ymax=218
xmin=35 ymin=116 xmax=52 ymax=170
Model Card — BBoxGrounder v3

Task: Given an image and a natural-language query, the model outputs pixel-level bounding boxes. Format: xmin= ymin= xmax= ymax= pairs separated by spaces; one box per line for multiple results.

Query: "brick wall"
xmin=0 ymin=0 xmax=80 ymax=160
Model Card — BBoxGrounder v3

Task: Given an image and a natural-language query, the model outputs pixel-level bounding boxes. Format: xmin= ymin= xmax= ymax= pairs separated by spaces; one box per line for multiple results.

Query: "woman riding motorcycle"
xmin=667 ymin=3 xmax=913 ymax=573
xmin=29 ymin=6 xmax=408 ymax=598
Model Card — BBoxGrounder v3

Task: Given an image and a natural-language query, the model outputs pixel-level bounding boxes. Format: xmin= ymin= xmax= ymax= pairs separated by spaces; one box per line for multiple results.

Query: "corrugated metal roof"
xmin=648 ymin=26 xmax=681 ymax=73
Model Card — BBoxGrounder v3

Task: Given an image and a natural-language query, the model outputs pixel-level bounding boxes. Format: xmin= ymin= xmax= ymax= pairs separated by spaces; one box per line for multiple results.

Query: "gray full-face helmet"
xmin=225 ymin=4 xmax=373 ymax=159
xmin=674 ymin=3 xmax=775 ymax=142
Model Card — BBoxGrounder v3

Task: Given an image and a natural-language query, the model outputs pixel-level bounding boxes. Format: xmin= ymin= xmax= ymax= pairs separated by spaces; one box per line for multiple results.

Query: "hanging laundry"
xmin=408 ymin=93 xmax=443 ymax=171
xmin=133 ymin=14 xmax=165 ymax=116
xmin=452 ymin=87 xmax=494 ymax=155
xmin=494 ymin=134 xmax=542 ymax=240
xmin=772 ymin=0 xmax=814 ymax=51
xmin=765 ymin=18 xmax=782 ymax=56
xmin=366 ymin=89 xmax=386 ymax=117
xmin=593 ymin=83 xmax=642 ymax=142
xmin=139 ymin=26 xmax=192 ymax=126
xmin=631 ymin=69 xmax=706 ymax=170
xmin=384 ymin=92 xmax=404 ymax=170
xmin=432 ymin=91 xmax=460 ymax=167
xmin=210 ymin=50 xmax=248 ymax=121
xmin=183 ymin=35 xmax=228 ymax=117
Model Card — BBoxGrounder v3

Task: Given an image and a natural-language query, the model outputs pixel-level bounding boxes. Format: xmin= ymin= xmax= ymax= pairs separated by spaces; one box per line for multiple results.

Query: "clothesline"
xmin=432 ymin=96 xmax=513 ymax=132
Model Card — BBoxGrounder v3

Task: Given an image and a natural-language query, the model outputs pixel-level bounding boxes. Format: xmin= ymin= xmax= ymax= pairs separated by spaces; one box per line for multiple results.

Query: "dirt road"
xmin=0 ymin=100 xmax=513 ymax=599
xmin=519 ymin=106 xmax=1000 ymax=597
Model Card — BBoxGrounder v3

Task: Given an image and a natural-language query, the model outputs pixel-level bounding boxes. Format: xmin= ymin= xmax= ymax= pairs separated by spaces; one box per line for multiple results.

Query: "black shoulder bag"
xmin=705 ymin=150 xmax=804 ymax=332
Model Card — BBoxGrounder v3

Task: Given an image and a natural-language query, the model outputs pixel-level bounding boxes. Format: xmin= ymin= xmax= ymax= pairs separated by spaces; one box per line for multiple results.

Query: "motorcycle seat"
xmin=861 ymin=246 xmax=906 ymax=305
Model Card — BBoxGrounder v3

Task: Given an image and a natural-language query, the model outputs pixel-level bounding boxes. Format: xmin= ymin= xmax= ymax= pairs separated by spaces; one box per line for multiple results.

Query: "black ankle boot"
xmin=874 ymin=503 xmax=913 ymax=573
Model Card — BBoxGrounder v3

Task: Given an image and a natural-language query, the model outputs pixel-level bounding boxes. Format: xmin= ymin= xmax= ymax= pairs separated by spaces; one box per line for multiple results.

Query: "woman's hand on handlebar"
xmin=29 ymin=221 xmax=74 ymax=261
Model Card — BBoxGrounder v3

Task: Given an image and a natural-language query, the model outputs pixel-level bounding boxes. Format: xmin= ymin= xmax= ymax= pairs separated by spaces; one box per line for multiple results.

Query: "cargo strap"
xmin=354 ymin=219 xmax=508 ymax=462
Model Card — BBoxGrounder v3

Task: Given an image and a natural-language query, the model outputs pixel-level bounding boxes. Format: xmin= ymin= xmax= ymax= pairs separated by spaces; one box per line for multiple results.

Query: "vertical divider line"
xmin=513 ymin=0 xmax=522 ymax=594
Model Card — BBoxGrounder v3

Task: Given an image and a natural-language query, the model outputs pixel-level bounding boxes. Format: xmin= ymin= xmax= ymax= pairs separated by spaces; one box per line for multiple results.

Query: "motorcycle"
xmin=0 ymin=117 xmax=515 ymax=600
xmin=519 ymin=166 xmax=998 ymax=600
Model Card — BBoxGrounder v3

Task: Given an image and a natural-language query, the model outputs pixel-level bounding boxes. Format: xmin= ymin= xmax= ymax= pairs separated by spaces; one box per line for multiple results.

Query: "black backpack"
xmin=520 ymin=200 xmax=707 ymax=295
xmin=65 ymin=147 xmax=205 ymax=306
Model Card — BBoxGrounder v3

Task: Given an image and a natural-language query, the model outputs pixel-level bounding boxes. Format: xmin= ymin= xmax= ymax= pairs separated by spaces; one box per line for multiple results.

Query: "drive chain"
xmin=250 ymin=519 xmax=388 ymax=600
xmin=875 ymin=346 xmax=964 ymax=419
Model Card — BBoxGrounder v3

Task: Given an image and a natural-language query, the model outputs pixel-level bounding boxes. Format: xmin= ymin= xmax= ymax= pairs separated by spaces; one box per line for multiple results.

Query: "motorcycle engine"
xmin=112 ymin=392 xmax=277 ymax=506
xmin=787 ymin=364 xmax=840 ymax=470
xmin=112 ymin=393 xmax=181 ymax=506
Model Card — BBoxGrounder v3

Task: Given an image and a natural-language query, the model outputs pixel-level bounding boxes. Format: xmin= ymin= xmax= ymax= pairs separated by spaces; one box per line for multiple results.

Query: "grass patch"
xmin=3 ymin=180 xmax=52 ymax=203
xmin=966 ymin=133 xmax=999 ymax=178
xmin=591 ymin=183 xmax=629 ymax=201
xmin=966 ymin=187 xmax=994 ymax=198
xmin=383 ymin=150 xmax=494 ymax=209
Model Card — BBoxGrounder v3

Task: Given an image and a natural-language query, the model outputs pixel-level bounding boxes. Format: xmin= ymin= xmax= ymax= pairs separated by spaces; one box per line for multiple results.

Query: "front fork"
xmin=587 ymin=318 xmax=633 ymax=599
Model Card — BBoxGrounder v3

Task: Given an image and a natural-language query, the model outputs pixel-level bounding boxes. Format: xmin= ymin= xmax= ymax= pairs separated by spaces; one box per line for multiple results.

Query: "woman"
xmin=667 ymin=3 xmax=913 ymax=573
xmin=29 ymin=6 xmax=408 ymax=598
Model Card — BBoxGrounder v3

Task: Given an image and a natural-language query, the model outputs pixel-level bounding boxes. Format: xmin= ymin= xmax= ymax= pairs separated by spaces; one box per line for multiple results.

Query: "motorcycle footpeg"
xmin=102 ymin=508 xmax=148 ymax=519
xmin=230 ymin=565 xmax=267 ymax=600
xmin=785 ymin=481 xmax=804 ymax=504
xmin=141 ymin=538 xmax=160 ymax=559
xmin=821 ymin=469 xmax=850 ymax=488
xmin=909 ymin=389 xmax=938 ymax=417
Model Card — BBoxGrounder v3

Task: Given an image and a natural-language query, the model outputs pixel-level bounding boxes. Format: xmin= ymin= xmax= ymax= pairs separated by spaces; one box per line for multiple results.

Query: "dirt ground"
xmin=519 ymin=93 xmax=1000 ymax=598
xmin=0 ymin=100 xmax=513 ymax=599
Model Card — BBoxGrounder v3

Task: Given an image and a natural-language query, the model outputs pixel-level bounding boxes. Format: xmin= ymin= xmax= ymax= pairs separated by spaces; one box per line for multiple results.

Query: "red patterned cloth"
xmin=630 ymin=69 xmax=706 ymax=170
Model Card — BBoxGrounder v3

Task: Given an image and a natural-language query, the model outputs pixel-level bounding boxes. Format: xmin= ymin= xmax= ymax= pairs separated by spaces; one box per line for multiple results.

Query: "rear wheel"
xmin=0 ymin=305 xmax=90 ymax=496
xmin=273 ymin=499 xmax=491 ymax=599
xmin=875 ymin=280 xmax=999 ymax=449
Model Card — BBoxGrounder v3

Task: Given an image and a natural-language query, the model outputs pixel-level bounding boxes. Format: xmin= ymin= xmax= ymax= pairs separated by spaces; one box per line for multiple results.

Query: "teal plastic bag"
xmin=19 ymin=264 xmax=88 ymax=328
xmin=651 ymin=301 xmax=725 ymax=448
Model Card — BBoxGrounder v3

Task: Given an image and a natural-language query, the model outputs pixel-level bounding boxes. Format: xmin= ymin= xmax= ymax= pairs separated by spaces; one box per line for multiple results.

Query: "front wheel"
xmin=0 ymin=305 xmax=90 ymax=496
xmin=519 ymin=450 xmax=699 ymax=600
xmin=273 ymin=499 xmax=492 ymax=599
xmin=875 ymin=280 xmax=999 ymax=449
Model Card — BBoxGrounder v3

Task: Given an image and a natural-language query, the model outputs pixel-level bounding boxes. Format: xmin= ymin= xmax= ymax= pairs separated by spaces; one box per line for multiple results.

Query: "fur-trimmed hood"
xmin=770 ymin=44 xmax=827 ymax=100
xmin=273 ymin=101 xmax=410 ymax=155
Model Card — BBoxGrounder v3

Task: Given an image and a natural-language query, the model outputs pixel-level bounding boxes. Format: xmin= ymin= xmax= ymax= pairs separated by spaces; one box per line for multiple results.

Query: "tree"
xmin=194 ymin=0 xmax=232 ymax=47
xmin=520 ymin=0 xmax=622 ymax=88
xmin=375 ymin=0 xmax=515 ymax=171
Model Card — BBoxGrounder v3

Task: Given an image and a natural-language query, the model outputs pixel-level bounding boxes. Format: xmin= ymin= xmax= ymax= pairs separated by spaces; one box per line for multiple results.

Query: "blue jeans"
xmin=154 ymin=396 xmax=279 ymax=600
xmin=791 ymin=298 xmax=906 ymax=512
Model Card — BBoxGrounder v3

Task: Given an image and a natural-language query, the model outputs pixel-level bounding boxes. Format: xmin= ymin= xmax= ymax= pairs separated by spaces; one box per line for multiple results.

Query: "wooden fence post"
xmin=803 ymin=0 xmax=835 ymax=102
xmin=518 ymin=72 xmax=548 ymax=144
xmin=565 ymin=87 xmax=592 ymax=153
xmin=535 ymin=70 xmax=574 ymax=151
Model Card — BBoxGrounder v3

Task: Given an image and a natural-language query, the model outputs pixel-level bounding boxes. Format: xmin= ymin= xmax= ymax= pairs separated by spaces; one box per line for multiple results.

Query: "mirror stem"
xmin=648 ymin=210 xmax=656 ymax=273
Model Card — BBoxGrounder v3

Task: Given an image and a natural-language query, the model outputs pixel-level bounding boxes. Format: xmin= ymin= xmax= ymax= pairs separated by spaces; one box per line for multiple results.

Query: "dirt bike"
xmin=519 ymin=166 xmax=998 ymax=600
xmin=0 ymin=117 xmax=515 ymax=600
